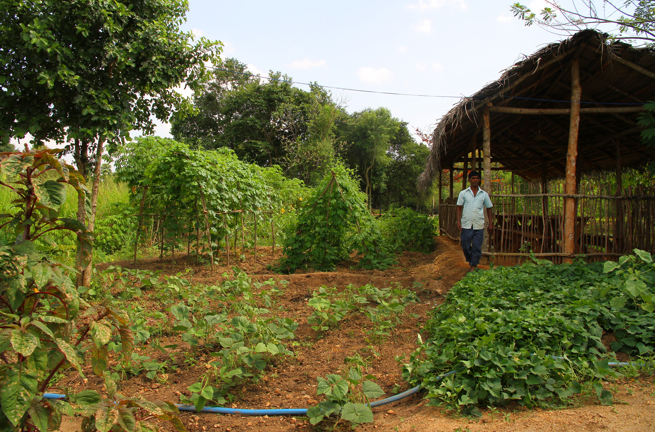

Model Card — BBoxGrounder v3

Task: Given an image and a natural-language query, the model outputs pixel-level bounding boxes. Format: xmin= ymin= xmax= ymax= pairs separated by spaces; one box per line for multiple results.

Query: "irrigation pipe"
xmin=41 ymin=361 xmax=643 ymax=416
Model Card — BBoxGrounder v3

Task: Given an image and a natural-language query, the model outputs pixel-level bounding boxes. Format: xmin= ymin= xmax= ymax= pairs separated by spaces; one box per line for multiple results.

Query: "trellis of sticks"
xmin=132 ymin=187 xmax=280 ymax=271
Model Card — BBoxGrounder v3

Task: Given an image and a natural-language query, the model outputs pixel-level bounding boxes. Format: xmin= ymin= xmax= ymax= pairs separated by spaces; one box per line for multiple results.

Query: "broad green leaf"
xmin=27 ymin=402 xmax=50 ymax=432
xmin=91 ymin=346 xmax=109 ymax=376
xmin=91 ymin=322 xmax=112 ymax=346
xmin=340 ymin=402 xmax=373 ymax=424
xmin=200 ymin=386 xmax=214 ymax=400
xmin=54 ymin=338 xmax=83 ymax=374
xmin=11 ymin=329 xmax=39 ymax=357
xmin=610 ymin=296 xmax=627 ymax=310
xmin=33 ymin=180 xmax=66 ymax=210
xmin=0 ymin=368 xmax=38 ymax=426
xmin=73 ymin=390 xmax=101 ymax=406
xmin=94 ymin=406 xmax=119 ymax=432
xmin=634 ymin=249 xmax=652 ymax=263
xmin=362 ymin=381 xmax=385 ymax=399
xmin=117 ymin=407 xmax=136 ymax=432
xmin=603 ymin=261 xmax=619 ymax=273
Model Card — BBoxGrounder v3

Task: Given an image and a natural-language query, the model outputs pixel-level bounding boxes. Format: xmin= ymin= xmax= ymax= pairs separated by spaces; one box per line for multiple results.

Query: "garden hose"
xmin=41 ymin=360 xmax=643 ymax=416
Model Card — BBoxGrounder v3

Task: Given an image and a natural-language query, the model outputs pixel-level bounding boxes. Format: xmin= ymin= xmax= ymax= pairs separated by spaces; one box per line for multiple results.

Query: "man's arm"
xmin=457 ymin=205 xmax=463 ymax=231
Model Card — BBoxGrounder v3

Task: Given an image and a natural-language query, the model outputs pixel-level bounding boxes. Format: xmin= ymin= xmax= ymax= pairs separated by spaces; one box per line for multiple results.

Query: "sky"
xmin=151 ymin=0 xmax=571 ymax=141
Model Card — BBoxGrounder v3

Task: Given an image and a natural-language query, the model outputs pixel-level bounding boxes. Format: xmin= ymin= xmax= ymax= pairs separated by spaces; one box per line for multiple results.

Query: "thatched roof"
xmin=420 ymin=30 xmax=655 ymax=190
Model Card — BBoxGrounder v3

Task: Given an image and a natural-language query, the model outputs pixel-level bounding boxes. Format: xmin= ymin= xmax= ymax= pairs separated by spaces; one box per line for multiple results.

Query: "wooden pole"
xmin=614 ymin=142 xmax=624 ymax=253
xmin=224 ymin=215 xmax=230 ymax=267
xmin=482 ymin=105 xmax=492 ymax=253
xmin=449 ymin=164 xmax=454 ymax=201
xmin=438 ymin=169 xmax=443 ymax=205
xmin=564 ymin=57 xmax=582 ymax=262
xmin=463 ymin=154 xmax=468 ymax=190
xmin=133 ymin=186 xmax=149 ymax=264
xmin=488 ymin=105 xmax=643 ymax=115
xmin=272 ymin=218 xmax=276 ymax=253
xmin=254 ymin=213 xmax=258 ymax=259
xmin=198 ymin=187 xmax=214 ymax=271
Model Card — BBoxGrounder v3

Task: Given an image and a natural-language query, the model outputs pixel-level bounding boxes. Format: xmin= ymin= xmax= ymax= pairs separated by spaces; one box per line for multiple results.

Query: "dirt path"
xmin=57 ymin=237 xmax=655 ymax=432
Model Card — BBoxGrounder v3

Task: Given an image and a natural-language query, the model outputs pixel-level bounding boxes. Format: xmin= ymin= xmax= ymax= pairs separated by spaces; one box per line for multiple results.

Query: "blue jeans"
xmin=461 ymin=228 xmax=484 ymax=267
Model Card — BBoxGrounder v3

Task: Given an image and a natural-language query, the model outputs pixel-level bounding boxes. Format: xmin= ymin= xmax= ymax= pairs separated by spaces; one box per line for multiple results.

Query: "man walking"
xmin=456 ymin=171 xmax=493 ymax=272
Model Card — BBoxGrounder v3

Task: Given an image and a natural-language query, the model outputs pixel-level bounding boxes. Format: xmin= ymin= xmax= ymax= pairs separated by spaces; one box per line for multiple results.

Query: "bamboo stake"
xmin=254 ymin=213 xmax=258 ymax=260
xmin=271 ymin=218 xmax=276 ymax=253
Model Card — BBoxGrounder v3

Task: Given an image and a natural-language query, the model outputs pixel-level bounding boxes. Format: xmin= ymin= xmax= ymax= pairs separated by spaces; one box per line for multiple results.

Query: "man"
xmin=456 ymin=171 xmax=493 ymax=272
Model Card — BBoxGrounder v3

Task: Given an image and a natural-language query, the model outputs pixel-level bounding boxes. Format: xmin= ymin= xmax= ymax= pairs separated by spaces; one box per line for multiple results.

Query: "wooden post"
xmin=449 ymin=164 xmax=454 ymax=201
xmin=614 ymin=142 xmax=624 ymax=253
xmin=224 ymin=215 xmax=230 ymax=266
xmin=438 ymin=170 xmax=443 ymax=205
xmin=254 ymin=213 xmax=258 ymax=259
xmin=133 ymin=186 xmax=149 ymax=264
xmin=541 ymin=166 xmax=549 ymax=253
xmin=463 ymin=154 xmax=468 ymax=190
xmin=271 ymin=218 xmax=276 ymax=253
xmin=482 ymin=105 xmax=492 ymax=253
xmin=564 ymin=57 xmax=582 ymax=262
xmin=198 ymin=187 xmax=214 ymax=271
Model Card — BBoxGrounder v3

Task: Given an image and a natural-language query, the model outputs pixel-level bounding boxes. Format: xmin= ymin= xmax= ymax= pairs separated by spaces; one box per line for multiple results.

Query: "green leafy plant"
xmin=404 ymin=253 xmax=655 ymax=413
xmin=277 ymin=165 xmax=394 ymax=272
xmin=306 ymin=366 xmax=385 ymax=427
xmin=379 ymin=207 xmax=437 ymax=253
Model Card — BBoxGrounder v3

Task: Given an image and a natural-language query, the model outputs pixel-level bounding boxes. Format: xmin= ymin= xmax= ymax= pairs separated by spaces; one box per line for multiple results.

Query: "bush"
xmin=379 ymin=207 xmax=437 ymax=253
xmin=94 ymin=202 xmax=136 ymax=255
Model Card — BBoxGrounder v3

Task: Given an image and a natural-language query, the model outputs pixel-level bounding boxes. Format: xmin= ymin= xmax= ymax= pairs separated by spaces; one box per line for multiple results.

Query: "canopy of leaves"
xmin=0 ymin=0 xmax=220 ymax=147
xmin=277 ymin=165 xmax=394 ymax=272
xmin=172 ymin=59 xmax=335 ymax=168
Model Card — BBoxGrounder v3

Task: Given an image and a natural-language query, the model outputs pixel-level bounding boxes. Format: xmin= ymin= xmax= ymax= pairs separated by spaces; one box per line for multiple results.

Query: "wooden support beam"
xmin=564 ymin=57 xmax=581 ymax=262
xmin=449 ymin=163 xmax=454 ymax=200
xmin=488 ymin=106 xmax=644 ymax=115
xmin=611 ymin=53 xmax=655 ymax=81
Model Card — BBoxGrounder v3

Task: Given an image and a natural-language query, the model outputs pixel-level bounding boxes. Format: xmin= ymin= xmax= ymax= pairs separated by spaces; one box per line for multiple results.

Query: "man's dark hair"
xmin=468 ymin=170 xmax=480 ymax=179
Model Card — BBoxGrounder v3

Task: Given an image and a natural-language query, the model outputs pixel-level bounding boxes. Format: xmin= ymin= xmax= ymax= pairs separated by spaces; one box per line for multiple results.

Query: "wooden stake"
xmin=224 ymin=214 xmax=230 ymax=267
xmin=483 ymin=105 xmax=492 ymax=253
xmin=198 ymin=187 xmax=214 ymax=271
xmin=271 ymin=218 xmax=276 ymax=253
xmin=254 ymin=213 xmax=258 ymax=259
xmin=133 ymin=186 xmax=149 ymax=264
xmin=564 ymin=58 xmax=582 ymax=262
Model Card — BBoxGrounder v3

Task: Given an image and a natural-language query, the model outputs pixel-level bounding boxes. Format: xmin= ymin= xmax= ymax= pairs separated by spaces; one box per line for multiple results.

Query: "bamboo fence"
xmin=439 ymin=178 xmax=655 ymax=265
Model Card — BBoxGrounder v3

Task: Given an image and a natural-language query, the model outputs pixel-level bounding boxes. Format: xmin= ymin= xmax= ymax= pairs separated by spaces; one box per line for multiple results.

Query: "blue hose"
xmin=42 ymin=385 xmax=423 ymax=416
xmin=41 ymin=360 xmax=644 ymax=415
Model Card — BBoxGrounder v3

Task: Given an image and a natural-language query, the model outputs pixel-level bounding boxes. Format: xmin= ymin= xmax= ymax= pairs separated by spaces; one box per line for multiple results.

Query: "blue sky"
xmin=154 ymin=0 xmax=565 ymax=139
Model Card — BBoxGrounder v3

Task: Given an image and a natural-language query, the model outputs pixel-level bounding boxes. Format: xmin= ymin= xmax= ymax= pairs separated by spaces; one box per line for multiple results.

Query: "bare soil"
xmin=55 ymin=237 xmax=655 ymax=432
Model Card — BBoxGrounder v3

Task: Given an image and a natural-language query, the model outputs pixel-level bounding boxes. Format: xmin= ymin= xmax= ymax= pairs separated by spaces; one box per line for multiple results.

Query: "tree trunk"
xmin=80 ymin=138 xmax=105 ymax=288
xmin=74 ymin=140 xmax=89 ymax=288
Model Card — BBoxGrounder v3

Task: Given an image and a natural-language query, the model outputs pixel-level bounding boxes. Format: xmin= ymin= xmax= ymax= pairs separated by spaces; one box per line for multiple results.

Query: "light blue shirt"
xmin=457 ymin=187 xmax=493 ymax=230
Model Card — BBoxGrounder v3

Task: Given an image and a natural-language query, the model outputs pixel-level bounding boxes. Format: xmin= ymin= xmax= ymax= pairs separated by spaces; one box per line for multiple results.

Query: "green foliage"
xmin=0 ymin=149 xmax=183 ymax=432
xmin=94 ymin=203 xmax=136 ymax=255
xmin=277 ymin=166 xmax=394 ymax=272
xmin=0 ymin=148 xmax=92 ymax=258
xmin=379 ymin=208 xmax=437 ymax=253
xmin=511 ymin=1 xmax=655 ymax=47
xmin=638 ymin=100 xmax=655 ymax=174
xmin=0 ymin=0 xmax=219 ymax=146
xmin=307 ymin=363 xmax=385 ymax=427
xmin=404 ymin=252 xmax=655 ymax=413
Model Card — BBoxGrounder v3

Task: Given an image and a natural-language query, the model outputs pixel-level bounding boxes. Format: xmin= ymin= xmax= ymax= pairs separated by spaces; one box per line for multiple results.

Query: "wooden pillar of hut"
xmin=449 ymin=163 xmax=454 ymax=201
xmin=563 ymin=57 xmax=582 ymax=262
xmin=614 ymin=142 xmax=624 ymax=253
xmin=482 ymin=105 xmax=492 ymax=253
xmin=471 ymin=143 xmax=477 ymax=172
xmin=541 ymin=165 xmax=549 ymax=253
xmin=438 ymin=170 xmax=443 ymax=204
xmin=462 ymin=154 xmax=468 ymax=190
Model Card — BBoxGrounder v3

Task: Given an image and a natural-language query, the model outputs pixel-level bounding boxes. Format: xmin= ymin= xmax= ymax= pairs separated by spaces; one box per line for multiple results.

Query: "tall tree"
xmin=341 ymin=108 xmax=399 ymax=209
xmin=172 ymin=59 xmax=319 ymax=167
xmin=0 ymin=0 xmax=220 ymax=286
xmin=511 ymin=0 xmax=655 ymax=45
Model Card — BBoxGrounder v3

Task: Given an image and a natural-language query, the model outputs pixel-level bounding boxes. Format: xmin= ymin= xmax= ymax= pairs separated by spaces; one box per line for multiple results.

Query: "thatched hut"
xmin=421 ymin=30 xmax=655 ymax=263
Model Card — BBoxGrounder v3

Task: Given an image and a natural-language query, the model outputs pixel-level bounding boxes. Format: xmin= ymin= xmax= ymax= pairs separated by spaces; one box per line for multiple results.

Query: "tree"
xmin=172 ymin=59 xmax=319 ymax=167
xmin=511 ymin=0 xmax=655 ymax=46
xmin=341 ymin=108 xmax=400 ymax=209
xmin=0 ymin=0 xmax=220 ymax=286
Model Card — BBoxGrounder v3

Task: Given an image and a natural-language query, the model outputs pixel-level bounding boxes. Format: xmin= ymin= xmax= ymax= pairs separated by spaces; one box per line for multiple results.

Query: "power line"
xmin=212 ymin=67 xmax=645 ymax=106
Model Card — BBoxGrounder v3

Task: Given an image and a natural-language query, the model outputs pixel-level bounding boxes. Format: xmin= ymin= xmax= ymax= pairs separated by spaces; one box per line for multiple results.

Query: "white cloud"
xmin=398 ymin=45 xmax=407 ymax=53
xmin=289 ymin=58 xmax=327 ymax=69
xmin=414 ymin=19 xmax=432 ymax=34
xmin=221 ymin=41 xmax=235 ymax=56
xmin=416 ymin=62 xmax=427 ymax=72
xmin=497 ymin=14 xmax=514 ymax=23
xmin=357 ymin=67 xmax=393 ymax=84
xmin=431 ymin=62 xmax=444 ymax=71
xmin=407 ymin=0 xmax=467 ymax=11
xmin=246 ymin=63 xmax=267 ymax=79
xmin=190 ymin=28 xmax=204 ymax=39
